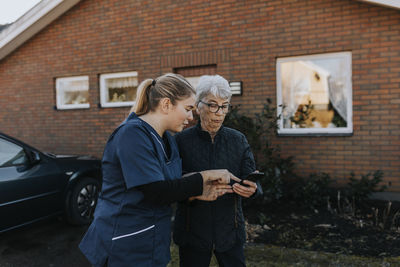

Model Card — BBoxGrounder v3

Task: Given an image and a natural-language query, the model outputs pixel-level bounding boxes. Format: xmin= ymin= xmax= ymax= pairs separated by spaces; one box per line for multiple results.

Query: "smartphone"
xmin=244 ymin=172 xmax=264 ymax=181
xmin=239 ymin=172 xmax=264 ymax=186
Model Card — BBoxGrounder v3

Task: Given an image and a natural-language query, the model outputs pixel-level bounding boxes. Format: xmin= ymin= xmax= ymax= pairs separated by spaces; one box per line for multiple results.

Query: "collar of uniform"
xmin=195 ymin=121 xmax=225 ymax=142
xmin=127 ymin=112 xmax=163 ymax=140
xmin=130 ymin=112 xmax=173 ymax=160
xmin=126 ymin=112 xmax=138 ymax=121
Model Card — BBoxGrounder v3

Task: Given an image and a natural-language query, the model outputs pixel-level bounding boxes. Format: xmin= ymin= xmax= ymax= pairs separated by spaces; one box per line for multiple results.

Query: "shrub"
xmin=224 ymin=98 xmax=295 ymax=203
xmin=346 ymin=170 xmax=386 ymax=202
xmin=225 ymin=99 xmax=386 ymax=210
xmin=291 ymin=173 xmax=334 ymax=209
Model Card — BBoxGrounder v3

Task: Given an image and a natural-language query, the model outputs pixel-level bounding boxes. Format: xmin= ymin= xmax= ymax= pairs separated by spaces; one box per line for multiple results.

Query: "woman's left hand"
xmin=194 ymin=183 xmax=233 ymax=201
xmin=232 ymin=180 xmax=257 ymax=198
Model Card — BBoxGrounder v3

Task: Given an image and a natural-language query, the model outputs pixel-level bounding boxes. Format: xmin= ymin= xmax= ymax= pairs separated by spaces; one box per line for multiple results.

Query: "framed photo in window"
xmin=276 ymin=52 xmax=353 ymax=135
xmin=100 ymin=71 xmax=138 ymax=108
xmin=56 ymin=76 xmax=90 ymax=110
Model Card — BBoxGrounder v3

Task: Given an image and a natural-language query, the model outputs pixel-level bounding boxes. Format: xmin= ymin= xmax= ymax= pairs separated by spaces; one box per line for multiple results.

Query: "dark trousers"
xmin=179 ymin=243 xmax=246 ymax=267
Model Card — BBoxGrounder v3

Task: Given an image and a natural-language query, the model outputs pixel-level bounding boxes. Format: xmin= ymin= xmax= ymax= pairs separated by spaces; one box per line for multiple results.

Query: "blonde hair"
xmin=130 ymin=73 xmax=195 ymax=116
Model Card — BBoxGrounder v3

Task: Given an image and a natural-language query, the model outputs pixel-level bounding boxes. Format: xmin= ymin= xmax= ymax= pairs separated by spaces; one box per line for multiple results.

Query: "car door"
xmin=0 ymin=137 xmax=65 ymax=232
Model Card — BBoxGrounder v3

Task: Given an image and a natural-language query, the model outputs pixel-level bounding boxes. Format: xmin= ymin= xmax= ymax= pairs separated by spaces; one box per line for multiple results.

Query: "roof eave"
xmin=0 ymin=0 xmax=81 ymax=61
xmin=356 ymin=0 xmax=400 ymax=10
xmin=0 ymin=0 xmax=399 ymax=63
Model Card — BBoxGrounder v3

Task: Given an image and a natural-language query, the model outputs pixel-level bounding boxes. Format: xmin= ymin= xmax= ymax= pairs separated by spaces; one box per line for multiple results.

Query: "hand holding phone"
xmin=239 ymin=172 xmax=264 ymax=187
xmin=232 ymin=171 xmax=264 ymax=198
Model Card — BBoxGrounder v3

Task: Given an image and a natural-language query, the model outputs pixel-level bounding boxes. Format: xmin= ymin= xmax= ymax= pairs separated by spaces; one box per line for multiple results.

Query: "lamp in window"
xmin=229 ymin=81 xmax=242 ymax=96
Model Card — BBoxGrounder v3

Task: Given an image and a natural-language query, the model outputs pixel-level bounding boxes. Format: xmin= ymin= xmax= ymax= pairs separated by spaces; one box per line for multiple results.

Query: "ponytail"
xmin=130 ymin=73 xmax=195 ymax=116
xmin=130 ymin=79 xmax=152 ymax=115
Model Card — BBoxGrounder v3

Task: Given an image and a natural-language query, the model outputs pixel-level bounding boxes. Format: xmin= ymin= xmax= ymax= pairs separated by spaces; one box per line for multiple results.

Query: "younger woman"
xmin=79 ymin=73 xmax=237 ymax=267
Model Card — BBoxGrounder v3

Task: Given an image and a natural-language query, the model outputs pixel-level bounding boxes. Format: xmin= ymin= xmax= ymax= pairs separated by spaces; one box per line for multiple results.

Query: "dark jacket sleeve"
xmin=136 ymin=172 xmax=203 ymax=205
xmin=240 ymin=135 xmax=263 ymax=198
xmin=240 ymin=135 xmax=256 ymax=178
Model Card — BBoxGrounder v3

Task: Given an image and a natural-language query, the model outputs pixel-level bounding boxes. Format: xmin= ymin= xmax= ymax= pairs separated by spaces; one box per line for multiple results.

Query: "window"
xmin=100 ymin=71 xmax=138 ymax=108
xmin=185 ymin=76 xmax=201 ymax=88
xmin=56 ymin=76 xmax=90 ymax=110
xmin=175 ymin=65 xmax=217 ymax=90
xmin=0 ymin=138 xmax=28 ymax=167
xmin=276 ymin=52 xmax=352 ymax=135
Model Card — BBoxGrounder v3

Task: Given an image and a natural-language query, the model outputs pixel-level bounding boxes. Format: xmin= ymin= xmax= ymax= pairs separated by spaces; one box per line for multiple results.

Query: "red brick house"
xmin=0 ymin=0 xmax=399 ymax=195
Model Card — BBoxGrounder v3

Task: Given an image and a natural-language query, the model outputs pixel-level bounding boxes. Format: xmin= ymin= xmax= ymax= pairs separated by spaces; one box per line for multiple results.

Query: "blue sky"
xmin=0 ymin=0 xmax=41 ymax=24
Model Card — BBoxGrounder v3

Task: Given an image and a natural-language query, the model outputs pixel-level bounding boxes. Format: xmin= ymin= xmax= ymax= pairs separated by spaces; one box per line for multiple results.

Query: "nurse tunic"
xmin=79 ymin=112 xmax=182 ymax=267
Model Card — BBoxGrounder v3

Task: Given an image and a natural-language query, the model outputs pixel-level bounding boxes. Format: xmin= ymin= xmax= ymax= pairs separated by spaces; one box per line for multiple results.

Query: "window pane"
xmin=277 ymin=52 xmax=352 ymax=135
xmin=185 ymin=76 xmax=201 ymax=88
xmin=106 ymin=77 xmax=137 ymax=103
xmin=56 ymin=76 xmax=90 ymax=109
xmin=174 ymin=65 xmax=217 ymax=89
xmin=64 ymin=90 xmax=89 ymax=105
xmin=0 ymin=139 xmax=28 ymax=167
xmin=100 ymin=72 xmax=138 ymax=107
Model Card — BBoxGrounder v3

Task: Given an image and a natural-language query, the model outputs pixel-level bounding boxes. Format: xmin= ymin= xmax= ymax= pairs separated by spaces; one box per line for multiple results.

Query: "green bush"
xmin=344 ymin=170 xmax=386 ymax=203
xmin=291 ymin=173 xmax=334 ymax=209
xmin=224 ymin=98 xmax=295 ymax=203
xmin=225 ymin=99 xmax=386 ymax=210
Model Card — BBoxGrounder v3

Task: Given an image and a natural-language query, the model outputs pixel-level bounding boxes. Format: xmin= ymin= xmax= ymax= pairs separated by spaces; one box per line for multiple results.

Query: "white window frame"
xmin=276 ymin=52 xmax=353 ymax=136
xmin=100 ymin=71 xmax=138 ymax=108
xmin=185 ymin=76 xmax=201 ymax=89
xmin=56 ymin=76 xmax=90 ymax=110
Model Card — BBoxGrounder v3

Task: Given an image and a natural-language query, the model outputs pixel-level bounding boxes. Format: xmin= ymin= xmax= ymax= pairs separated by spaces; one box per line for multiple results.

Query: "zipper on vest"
xmin=234 ymin=195 xmax=238 ymax=228
xmin=186 ymin=204 xmax=190 ymax=231
xmin=212 ymin=201 xmax=216 ymax=250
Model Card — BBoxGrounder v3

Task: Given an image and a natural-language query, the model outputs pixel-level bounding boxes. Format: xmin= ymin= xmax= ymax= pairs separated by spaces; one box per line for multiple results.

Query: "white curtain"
xmin=107 ymin=77 xmax=138 ymax=88
xmin=281 ymin=60 xmax=347 ymax=128
xmin=328 ymin=76 xmax=347 ymax=122
xmin=60 ymin=79 xmax=88 ymax=91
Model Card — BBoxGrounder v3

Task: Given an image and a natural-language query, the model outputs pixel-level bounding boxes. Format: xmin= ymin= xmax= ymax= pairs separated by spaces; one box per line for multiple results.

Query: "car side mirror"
xmin=16 ymin=150 xmax=40 ymax=172
xmin=33 ymin=151 xmax=40 ymax=161
xmin=27 ymin=150 xmax=41 ymax=165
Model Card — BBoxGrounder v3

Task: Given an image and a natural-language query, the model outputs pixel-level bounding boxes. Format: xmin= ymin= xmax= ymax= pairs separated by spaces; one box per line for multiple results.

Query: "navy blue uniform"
xmin=80 ymin=112 xmax=182 ymax=267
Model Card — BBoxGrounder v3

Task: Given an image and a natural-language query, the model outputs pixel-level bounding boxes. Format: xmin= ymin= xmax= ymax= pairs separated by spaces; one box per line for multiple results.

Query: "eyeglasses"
xmin=199 ymin=100 xmax=230 ymax=114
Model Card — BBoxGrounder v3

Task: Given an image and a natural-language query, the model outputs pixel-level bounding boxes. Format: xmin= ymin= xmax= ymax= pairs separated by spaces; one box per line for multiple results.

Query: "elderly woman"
xmin=173 ymin=75 xmax=258 ymax=267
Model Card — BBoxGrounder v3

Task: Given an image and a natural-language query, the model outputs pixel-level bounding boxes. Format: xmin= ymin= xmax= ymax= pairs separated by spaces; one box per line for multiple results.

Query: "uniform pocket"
xmin=112 ymin=225 xmax=155 ymax=241
xmin=110 ymin=224 xmax=155 ymax=262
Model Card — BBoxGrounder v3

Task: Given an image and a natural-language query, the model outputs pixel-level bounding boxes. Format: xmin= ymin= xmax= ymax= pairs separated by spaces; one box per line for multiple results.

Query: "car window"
xmin=0 ymin=138 xmax=29 ymax=167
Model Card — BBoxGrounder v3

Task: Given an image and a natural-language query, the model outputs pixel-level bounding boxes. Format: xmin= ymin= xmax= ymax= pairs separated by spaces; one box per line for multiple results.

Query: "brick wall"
xmin=0 ymin=0 xmax=399 ymax=190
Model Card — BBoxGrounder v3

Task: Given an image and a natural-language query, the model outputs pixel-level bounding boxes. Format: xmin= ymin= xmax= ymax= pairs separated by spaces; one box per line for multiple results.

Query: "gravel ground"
xmin=0 ymin=217 xmax=91 ymax=267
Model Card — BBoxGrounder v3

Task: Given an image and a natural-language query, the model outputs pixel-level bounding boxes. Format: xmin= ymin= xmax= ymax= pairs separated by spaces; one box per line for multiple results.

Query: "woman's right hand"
xmin=188 ymin=169 xmax=239 ymax=201
xmin=200 ymin=169 xmax=240 ymax=184
xmin=191 ymin=182 xmax=233 ymax=201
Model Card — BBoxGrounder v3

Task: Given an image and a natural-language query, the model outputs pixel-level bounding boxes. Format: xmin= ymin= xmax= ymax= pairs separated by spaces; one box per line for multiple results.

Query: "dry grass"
xmin=168 ymin=243 xmax=400 ymax=267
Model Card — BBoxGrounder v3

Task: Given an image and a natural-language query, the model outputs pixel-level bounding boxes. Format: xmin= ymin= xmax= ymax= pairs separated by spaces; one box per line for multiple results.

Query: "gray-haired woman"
xmin=173 ymin=75 xmax=258 ymax=267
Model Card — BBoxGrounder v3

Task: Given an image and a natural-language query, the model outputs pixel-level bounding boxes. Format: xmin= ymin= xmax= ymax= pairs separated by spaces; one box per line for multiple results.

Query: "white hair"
xmin=195 ymin=75 xmax=232 ymax=104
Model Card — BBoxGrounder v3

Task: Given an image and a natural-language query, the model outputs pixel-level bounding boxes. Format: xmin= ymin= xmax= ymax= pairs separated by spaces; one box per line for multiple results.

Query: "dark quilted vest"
xmin=173 ymin=123 xmax=256 ymax=252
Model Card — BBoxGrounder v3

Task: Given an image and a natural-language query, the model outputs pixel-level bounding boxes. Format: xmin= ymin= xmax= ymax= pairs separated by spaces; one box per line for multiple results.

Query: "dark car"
xmin=0 ymin=132 xmax=102 ymax=233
